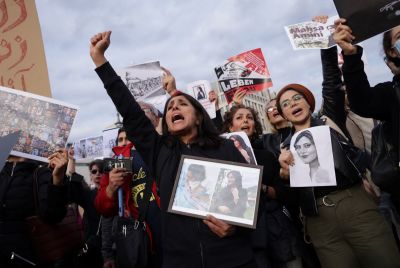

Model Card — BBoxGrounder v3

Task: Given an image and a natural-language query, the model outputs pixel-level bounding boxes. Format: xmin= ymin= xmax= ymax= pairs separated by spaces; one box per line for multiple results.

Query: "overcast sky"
xmin=35 ymin=0 xmax=392 ymax=142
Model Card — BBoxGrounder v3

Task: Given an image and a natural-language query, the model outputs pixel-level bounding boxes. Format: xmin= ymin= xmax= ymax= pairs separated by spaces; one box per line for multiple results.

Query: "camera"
xmin=103 ymin=157 xmax=133 ymax=172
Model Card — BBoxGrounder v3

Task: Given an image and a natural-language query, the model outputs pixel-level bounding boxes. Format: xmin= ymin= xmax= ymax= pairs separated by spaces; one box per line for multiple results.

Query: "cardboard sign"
xmin=0 ymin=0 xmax=51 ymax=96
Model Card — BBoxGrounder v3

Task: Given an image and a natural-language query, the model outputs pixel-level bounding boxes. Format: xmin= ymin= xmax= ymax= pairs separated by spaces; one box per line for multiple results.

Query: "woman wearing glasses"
xmin=277 ymin=84 xmax=400 ymax=268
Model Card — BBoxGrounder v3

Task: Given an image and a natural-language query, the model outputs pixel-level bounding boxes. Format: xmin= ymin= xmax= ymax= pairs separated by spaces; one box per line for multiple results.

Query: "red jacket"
xmin=94 ymin=143 xmax=160 ymax=218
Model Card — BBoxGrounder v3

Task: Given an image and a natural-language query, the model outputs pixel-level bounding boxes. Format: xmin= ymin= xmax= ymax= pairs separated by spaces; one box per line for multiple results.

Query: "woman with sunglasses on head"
xmin=276 ymin=84 xmax=400 ymax=268
xmin=334 ymin=20 xmax=400 ymax=211
xmin=90 ymin=31 xmax=256 ymax=268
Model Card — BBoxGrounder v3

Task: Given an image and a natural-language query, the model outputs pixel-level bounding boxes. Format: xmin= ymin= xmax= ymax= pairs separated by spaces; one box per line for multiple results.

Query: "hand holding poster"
xmin=289 ymin=126 xmax=336 ymax=187
xmin=284 ymin=16 xmax=338 ymax=50
xmin=214 ymin=48 xmax=273 ymax=104
xmin=334 ymin=0 xmax=400 ymax=43
xmin=186 ymin=80 xmax=216 ymax=119
xmin=0 ymin=86 xmax=78 ymax=162
xmin=168 ymin=155 xmax=263 ymax=229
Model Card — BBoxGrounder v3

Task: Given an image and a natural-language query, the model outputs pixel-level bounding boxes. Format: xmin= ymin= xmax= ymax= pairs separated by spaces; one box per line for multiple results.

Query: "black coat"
xmin=0 ymin=161 xmax=67 ymax=263
xmin=96 ymin=62 xmax=254 ymax=268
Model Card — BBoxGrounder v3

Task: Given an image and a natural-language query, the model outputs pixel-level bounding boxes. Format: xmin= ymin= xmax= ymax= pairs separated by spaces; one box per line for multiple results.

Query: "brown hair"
xmin=221 ymin=104 xmax=263 ymax=140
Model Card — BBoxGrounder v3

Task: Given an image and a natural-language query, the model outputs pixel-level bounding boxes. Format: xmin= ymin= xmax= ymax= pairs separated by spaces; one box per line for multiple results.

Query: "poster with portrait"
xmin=334 ymin=0 xmax=400 ymax=43
xmin=0 ymin=0 xmax=52 ymax=97
xmin=0 ymin=86 xmax=77 ymax=162
xmin=221 ymin=131 xmax=257 ymax=165
xmin=168 ymin=155 xmax=263 ymax=229
xmin=289 ymin=126 xmax=336 ymax=187
xmin=284 ymin=16 xmax=338 ymax=50
xmin=102 ymin=127 xmax=119 ymax=158
xmin=214 ymin=48 xmax=273 ymax=104
xmin=118 ymin=61 xmax=165 ymax=102
xmin=186 ymin=80 xmax=216 ymax=119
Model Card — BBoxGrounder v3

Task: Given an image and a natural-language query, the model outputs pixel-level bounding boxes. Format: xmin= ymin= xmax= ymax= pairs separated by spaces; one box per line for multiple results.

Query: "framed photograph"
xmin=289 ymin=126 xmax=336 ymax=187
xmin=168 ymin=155 xmax=263 ymax=229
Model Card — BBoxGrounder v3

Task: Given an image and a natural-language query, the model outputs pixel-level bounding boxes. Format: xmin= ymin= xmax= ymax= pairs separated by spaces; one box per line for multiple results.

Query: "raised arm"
xmin=333 ymin=19 xmax=392 ymax=121
xmin=90 ymin=31 xmax=162 ymax=172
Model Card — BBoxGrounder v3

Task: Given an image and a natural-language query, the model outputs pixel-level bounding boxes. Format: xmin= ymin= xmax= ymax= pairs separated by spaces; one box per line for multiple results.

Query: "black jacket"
xmin=96 ymin=62 xmax=254 ymax=268
xmin=281 ymin=118 xmax=365 ymax=216
xmin=0 ymin=161 xmax=67 ymax=263
xmin=342 ymin=46 xmax=400 ymax=170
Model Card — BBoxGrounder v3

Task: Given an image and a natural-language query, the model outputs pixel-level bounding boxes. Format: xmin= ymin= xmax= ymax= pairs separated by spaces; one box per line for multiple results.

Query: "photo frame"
xmin=168 ymin=155 xmax=263 ymax=229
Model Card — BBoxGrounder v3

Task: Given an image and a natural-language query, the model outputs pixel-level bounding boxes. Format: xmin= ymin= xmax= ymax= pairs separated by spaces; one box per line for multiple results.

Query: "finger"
xmin=160 ymin=66 xmax=172 ymax=76
xmin=203 ymin=219 xmax=223 ymax=237
xmin=206 ymin=214 xmax=228 ymax=229
xmin=103 ymin=31 xmax=112 ymax=42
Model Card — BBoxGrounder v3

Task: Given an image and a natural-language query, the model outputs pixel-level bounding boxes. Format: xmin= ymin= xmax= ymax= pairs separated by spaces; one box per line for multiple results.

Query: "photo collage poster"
xmin=214 ymin=48 xmax=273 ymax=104
xmin=0 ymin=86 xmax=78 ymax=162
xmin=289 ymin=126 xmax=336 ymax=187
xmin=169 ymin=156 xmax=263 ymax=228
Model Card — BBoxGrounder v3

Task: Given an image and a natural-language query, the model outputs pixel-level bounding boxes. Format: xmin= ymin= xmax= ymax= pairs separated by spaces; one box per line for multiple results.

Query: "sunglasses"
xmin=90 ymin=169 xmax=101 ymax=175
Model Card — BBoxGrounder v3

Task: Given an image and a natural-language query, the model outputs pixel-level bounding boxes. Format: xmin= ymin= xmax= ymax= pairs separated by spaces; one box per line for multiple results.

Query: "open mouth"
xmin=241 ymin=126 xmax=249 ymax=131
xmin=172 ymin=114 xmax=184 ymax=123
xmin=272 ymin=111 xmax=280 ymax=118
xmin=292 ymin=108 xmax=303 ymax=116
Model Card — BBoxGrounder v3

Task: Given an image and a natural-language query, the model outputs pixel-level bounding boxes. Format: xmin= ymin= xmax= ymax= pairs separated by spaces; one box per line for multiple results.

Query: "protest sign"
xmin=0 ymin=86 xmax=77 ymax=162
xmin=73 ymin=136 xmax=103 ymax=160
xmin=102 ymin=128 xmax=119 ymax=158
xmin=284 ymin=16 xmax=338 ymax=50
xmin=289 ymin=126 xmax=336 ymax=187
xmin=0 ymin=0 xmax=51 ymax=97
xmin=334 ymin=0 xmax=400 ymax=43
xmin=186 ymin=80 xmax=216 ymax=119
xmin=214 ymin=48 xmax=273 ymax=104
xmin=221 ymin=131 xmax=257 ymax=165
xmin=119 ymin=61 xmax=165 ymax=102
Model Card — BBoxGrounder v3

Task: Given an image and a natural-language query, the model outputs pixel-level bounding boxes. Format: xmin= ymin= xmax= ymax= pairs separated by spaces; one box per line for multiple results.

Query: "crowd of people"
xmin=1 ymin=15 xmax=400 ymax=268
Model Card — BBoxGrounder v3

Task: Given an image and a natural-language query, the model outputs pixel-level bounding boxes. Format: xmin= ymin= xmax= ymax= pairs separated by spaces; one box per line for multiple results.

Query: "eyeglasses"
xmin=266 ymin=106 xmax=277 ymax=113
xmin=90 ymin=169 xmax=101 ymax=175
xmin=280 ymin=94 xmax=304 ymax=110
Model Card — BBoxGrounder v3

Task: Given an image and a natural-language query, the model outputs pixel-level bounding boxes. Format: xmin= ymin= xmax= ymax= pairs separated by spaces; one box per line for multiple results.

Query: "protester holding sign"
xmin=0 ymin=151 xmax=68 ymax=267
xmin=277 ymin=84 xmax=400 ymax=268
xmin=90 ymin=31 xmax=256 ymax=268
xmin=334 ymin=20 xmax=400 ymax=212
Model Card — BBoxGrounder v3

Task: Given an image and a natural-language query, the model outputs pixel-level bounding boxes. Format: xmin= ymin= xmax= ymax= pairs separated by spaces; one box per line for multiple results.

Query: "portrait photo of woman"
xmin=289 ymin=126 xmax=336 ymax=187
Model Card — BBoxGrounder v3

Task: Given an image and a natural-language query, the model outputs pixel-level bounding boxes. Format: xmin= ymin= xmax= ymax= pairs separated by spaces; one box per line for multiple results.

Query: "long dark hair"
xmin=221 ymin=104 xmax=262 ymax=140
xmin=383 ymin=30 xmax=393 ymax=60
xmin=229 ymin=134 xmax=248 ymax=150
xmin=161 ymin=92 xmax=222 ymax=147
xmin=227 ymin=170 xmax=243 ymax=189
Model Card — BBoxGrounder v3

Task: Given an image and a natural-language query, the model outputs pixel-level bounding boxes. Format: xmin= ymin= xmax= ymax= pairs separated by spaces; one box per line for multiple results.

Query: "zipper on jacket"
xmin=196 ymin=220 xmax=205 ymax=268
xmin=10 ymin=162 xmax=16 ymax=177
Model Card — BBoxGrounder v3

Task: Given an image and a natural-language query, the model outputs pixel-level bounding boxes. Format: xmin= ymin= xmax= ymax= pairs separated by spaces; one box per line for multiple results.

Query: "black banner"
xmin=334 ymin=0 xmax=400 ymax=43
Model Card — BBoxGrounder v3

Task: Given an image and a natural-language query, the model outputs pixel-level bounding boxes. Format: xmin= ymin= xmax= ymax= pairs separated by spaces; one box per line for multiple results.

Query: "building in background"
xmin=212 ymin=82 xmax=275 ymax=134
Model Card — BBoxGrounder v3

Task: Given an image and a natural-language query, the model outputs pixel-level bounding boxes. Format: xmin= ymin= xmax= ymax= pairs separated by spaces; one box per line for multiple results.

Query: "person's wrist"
xmin=91 ymin=52 xmax=107 ymax=67
xmin=343 ymin=45 xmax=357 ymax=55
xmin=106 ymin=184 xmax=117 ymax=198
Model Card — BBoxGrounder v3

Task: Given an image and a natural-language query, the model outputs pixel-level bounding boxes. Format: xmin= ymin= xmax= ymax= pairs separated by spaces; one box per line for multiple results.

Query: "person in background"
xmin=0 ymin=151 xmax=68 ymax=267
xmin=90 ymin=30 xmax=256 ymax=268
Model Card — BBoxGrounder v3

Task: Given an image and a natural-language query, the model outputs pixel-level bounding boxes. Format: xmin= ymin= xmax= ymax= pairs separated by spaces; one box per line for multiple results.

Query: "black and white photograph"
xmin=0 ymin=86 xmax=77 ymax=162
xmin=334 ymin=0 xmax=400 ymax=43
xmin=168 ymin=155 xmax=263 ymax=229
xmin=186 ymin=80 xmax=216 ymax=119
xmin=119 ymin=61 xmax=165 ymax=101
xmin=221 ymin=131 xmax=257 ymax=165
xmin=289 ymin=126 xmax=336 ymax=187
xmin=102 ymin=127 xmax=119 ymax=158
